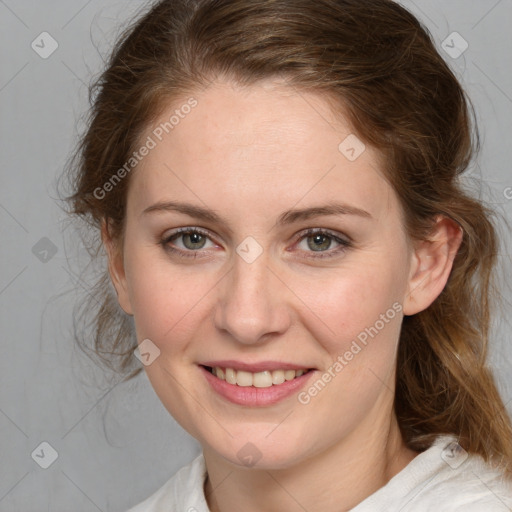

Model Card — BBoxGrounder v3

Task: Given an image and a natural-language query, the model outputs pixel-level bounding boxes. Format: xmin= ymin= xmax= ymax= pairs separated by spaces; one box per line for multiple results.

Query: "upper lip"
xmin=200 ymin=360 xmax=315 ymax=373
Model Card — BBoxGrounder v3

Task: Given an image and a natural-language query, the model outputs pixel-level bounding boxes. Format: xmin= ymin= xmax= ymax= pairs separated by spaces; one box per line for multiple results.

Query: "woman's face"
xmin=110 ymin=78 xmax=419 ymax=469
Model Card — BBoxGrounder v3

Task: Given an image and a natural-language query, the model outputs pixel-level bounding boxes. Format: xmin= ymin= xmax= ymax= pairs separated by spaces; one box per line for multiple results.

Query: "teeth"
xmin=272 ymin=370 xmax=285 ymax=385
xmin=284 ymin=369 xmax=296 ymax=380
xmin=225 ymin=368 xmax=237 ymax=385
xmin=236 ymin=370 xmax=253 ymax=387
xmin=210 ymin=367 xmax=309 ymax=386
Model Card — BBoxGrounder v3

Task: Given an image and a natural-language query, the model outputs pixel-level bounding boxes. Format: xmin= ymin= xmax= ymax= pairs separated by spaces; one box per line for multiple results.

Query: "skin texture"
xmin=104 ymin=78 xmax=462 ymax=511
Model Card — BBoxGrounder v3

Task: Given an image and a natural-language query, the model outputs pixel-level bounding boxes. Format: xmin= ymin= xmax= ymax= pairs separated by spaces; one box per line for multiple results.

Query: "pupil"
xmin=185 ymin=232 xmax=205 ymax=249
xmin=308 ymin=234 xmax=331 ymax=251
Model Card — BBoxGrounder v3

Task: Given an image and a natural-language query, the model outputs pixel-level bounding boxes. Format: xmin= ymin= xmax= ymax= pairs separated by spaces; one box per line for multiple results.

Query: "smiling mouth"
xmin=202 ymin=365 xmax=313 ymax=388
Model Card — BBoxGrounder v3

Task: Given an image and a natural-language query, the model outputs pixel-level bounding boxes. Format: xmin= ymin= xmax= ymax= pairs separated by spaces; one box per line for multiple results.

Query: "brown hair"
xmin=65 ymin=0 xmax=512 ymax=474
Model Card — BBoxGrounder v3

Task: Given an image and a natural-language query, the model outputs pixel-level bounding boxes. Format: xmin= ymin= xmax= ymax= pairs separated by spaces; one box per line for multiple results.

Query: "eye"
xmin=160 ymin=226 xmax=351 ymax=261
xmin=161 ymin=227 xmax=217 ymax=258
xmin=294 ymin=228 xmax=351 ymax=259
xmin=176 ymin=231 xmax=209 ymax=250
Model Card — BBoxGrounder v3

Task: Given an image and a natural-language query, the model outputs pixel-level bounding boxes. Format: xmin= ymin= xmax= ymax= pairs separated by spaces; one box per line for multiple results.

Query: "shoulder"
xmin=423 ymin=441 xmax=512 ymax=511
xmin=352 ymin=435 xmax=512 ymax=512
xmin=125 ymin=453 xmax=209 ymax=512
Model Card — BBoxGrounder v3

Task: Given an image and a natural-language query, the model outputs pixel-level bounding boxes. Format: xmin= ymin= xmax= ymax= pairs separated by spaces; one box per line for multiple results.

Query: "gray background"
xmin=1 ymin=0 xmax=511 ymax=510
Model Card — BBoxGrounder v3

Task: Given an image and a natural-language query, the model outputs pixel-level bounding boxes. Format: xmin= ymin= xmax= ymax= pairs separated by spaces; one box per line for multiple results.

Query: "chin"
xmin=205 ymin=436 xmax=315 ymax=471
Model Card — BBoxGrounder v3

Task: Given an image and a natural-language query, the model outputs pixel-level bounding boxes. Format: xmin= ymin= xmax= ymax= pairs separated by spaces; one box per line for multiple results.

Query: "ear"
xmin=403 ymin=215 xmax=463 ymax=316
xmin=101 ymin=219 xmax=133 ymax=316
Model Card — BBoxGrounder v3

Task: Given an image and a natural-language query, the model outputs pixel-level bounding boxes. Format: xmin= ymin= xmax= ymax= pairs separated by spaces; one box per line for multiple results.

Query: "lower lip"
xmin=200 ymin=365 xmax=316 ymax=406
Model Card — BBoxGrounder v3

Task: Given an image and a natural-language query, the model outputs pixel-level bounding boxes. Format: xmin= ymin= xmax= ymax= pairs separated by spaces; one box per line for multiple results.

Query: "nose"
xmin=213 ymin=251 xmax=291 ymax=345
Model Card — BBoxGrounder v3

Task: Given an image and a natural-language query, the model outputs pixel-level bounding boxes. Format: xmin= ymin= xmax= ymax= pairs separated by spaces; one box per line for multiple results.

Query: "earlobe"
xmin=101 ymin=219 xmax=134 ymax=316
xmin=403 ymin=216 xmax=463 ymax=316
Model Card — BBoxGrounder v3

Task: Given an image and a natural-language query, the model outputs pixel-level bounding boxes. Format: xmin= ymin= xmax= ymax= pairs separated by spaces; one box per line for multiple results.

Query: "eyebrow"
xmin=142 ymin=200 xmax=372 ymax=226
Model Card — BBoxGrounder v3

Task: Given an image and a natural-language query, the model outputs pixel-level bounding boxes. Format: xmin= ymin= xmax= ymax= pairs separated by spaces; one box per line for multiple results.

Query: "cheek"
xmin=292 ymin=256 xmax=407 ymax=375
xmin=291 ymin=263 xmax=405 ymax=430
xmin=124 ymin=247 xmax=215 ymax=348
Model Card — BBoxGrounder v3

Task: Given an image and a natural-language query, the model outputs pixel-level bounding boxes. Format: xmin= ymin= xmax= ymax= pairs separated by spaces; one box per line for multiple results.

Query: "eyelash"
xmin=160 ymin=227 xmax=352 ymax=260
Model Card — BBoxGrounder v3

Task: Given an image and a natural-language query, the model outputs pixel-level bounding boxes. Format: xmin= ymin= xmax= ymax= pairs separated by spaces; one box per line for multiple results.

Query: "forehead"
xmin=127 ymin=78 xmax=395 ymax=222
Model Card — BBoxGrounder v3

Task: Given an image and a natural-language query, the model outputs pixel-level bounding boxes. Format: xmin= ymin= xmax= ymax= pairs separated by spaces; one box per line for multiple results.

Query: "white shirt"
xmin=126 ymin=435 xmax=512 ymax=511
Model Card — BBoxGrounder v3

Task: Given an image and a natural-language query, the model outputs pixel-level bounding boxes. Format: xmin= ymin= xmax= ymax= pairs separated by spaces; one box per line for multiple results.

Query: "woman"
xmin=66 ymin=0 xmax=512 ymax=510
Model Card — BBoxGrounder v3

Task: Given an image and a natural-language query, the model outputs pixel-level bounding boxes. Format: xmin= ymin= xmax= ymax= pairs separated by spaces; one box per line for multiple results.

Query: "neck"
xmin=203 ymin=412 xmax=418 ymax=512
